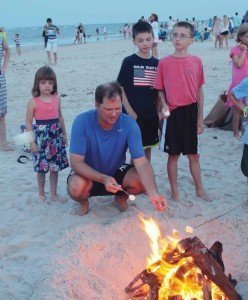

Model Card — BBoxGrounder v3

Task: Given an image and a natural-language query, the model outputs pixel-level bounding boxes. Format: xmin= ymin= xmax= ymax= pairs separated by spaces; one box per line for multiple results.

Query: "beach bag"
xmin=20 ymin=124 xmax=34 ymax=153
xmin=204 ymin=93 xmax=230 ymax=128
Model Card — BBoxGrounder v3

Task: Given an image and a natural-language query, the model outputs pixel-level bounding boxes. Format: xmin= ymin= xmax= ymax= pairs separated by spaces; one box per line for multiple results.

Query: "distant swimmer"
xmin=96 ymin=27 xmax=99 ymax=40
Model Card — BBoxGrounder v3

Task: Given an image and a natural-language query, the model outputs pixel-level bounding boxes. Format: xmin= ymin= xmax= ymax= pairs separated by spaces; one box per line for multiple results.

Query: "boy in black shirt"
xmin=117 ymin=21 xmax=159 ymax=161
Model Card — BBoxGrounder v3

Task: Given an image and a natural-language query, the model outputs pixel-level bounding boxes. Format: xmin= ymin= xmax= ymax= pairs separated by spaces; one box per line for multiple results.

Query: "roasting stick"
xmin=130 ymin=193 xmax=177 ymax=233
xmin=193 ymin=201 xmax=247 ymax=230
xmin=161 ymin=207 xmax=176 ymax=232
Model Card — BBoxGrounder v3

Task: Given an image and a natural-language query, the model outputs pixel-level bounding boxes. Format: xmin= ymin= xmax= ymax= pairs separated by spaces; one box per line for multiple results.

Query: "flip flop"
xmin=17 ymin=155 xmax=31 ymax=164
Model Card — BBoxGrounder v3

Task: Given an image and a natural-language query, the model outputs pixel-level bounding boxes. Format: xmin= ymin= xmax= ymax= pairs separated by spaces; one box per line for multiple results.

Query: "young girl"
xmin=149 ymin=13 xmax=159 ymax=58
xmin=25 ymin=66 xmax=69 ymax=201
xmin=227 ymin=24 xmax=248 ymax=139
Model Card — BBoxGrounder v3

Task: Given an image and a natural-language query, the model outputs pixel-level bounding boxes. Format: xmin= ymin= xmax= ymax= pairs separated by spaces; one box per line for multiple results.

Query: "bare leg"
xmin=187 ymin=154 xmax=211 ymax=201
xmin=232 ymin=106 xmax=241 ymax=139
xmin=67 ymin=174 xmax=92 ymax=215
xmin=220 ymin=36 xmax=224 ymax=49
xmin=145 ymin=148 xmax=151 ymax=162
xmin=114 ymin=193 xmax=129 ymax=212
xmin=46 ymin=51 xmax=52 ymax=64
xmin=152 ymin=46 xmax=158 ymax=58
xmin=37 ymin=173 xmax=46 ymax=199
xmin=115 ymin=167 xmax=145 ymax=211
xmin=225 ymin=35 xmax=228 ymax=49
xmin=54 ymin=52 xmax=57 ymax=64
xmin=167 ymin=154 xmax=180 ymax=201
xmin=49 ymin=171 xmax=67 ymax=203
xmin=50 ymin=171 xmax=58 ymax=199
xmin=215 ymin=36 xmax=217 ymax=48
xmin=0 ymin=115 xmax=14 ymax=151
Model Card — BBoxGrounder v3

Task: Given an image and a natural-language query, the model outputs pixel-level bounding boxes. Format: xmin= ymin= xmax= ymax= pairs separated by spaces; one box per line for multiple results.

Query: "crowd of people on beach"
xmin=1 ymin=11 xmax=248 ymax=216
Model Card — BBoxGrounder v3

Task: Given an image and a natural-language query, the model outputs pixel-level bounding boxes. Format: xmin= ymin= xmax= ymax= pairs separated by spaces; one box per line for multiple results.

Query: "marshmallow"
xmin=128 ymin=195 xmax=136 ymax=201
xmin=185 ymin=226 xmax=193 ymax=233
xmin=162 ymin=108 xmax=170 ymax=117
xmin=172 ymin=228 xmax=179 ymax=237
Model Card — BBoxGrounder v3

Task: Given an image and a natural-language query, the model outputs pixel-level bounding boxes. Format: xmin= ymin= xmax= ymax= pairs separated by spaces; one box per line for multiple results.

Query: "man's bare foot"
xmin=79 ymin=200 xmax=89 ymax=215
xmin=114 ymin=195 xmax=128 ymax=212
xmin=50 ymin=195 xmax=68 ymax=204
xmin=0 ymin=143 xmax=14 ymax=151
xmin=196 ymin=192 xmax=212 ymax=202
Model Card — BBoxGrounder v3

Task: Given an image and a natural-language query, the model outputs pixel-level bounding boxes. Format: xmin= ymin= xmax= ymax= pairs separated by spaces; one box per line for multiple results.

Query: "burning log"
xmin=125 ymin=269 xmax=164 ymax=300
xmin=126 ymin=237 xmax=242 ymax=300
xmin=163 ymin=237 xmax=241 ymax=299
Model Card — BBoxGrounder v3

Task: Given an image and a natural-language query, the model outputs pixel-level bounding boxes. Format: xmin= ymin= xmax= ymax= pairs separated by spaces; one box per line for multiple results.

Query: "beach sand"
xmin=1 ymin=38 xmax=248 ymax=299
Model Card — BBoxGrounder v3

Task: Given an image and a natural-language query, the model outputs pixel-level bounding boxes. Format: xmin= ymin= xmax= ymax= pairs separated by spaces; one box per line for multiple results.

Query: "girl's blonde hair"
xmin=236 ymin=24 xmax=248 ymax=43
xmin=32 ymin=66 xmax=57 ymax=97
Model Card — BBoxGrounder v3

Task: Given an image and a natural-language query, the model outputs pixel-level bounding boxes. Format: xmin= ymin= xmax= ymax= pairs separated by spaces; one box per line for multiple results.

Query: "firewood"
xmin=209 ymin=241 xmax=224 ymax=271
xmin=125 ymin=237 xmax=242 ymax=300
xmin=162 ymin=237 xmax=241 ymax=300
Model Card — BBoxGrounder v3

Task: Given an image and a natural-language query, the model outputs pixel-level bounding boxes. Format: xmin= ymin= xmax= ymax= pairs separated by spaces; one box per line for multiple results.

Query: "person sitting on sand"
xmin=67 ymin=81 xmax=167 ymax=215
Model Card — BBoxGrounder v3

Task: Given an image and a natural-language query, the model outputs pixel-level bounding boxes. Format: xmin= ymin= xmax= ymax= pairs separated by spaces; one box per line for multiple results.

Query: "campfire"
xmin=125 ymin=217 xmax=242 ymax=300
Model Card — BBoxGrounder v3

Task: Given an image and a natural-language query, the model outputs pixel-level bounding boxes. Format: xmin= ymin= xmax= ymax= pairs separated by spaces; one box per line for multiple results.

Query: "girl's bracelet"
xmin=243 ymin=106 xmax=248 ymax=117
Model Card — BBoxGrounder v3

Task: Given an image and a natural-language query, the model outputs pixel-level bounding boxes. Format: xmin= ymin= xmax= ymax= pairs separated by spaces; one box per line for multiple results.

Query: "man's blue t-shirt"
xmin=232 ymin=78 xmax=248 ymax=144
xmin=70 ymin=110 xmax=145 ymax=176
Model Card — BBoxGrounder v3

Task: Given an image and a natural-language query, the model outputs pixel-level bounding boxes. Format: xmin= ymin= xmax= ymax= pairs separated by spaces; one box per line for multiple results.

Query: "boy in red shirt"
xmin=154 ymin=21 xmax=210 ymax=202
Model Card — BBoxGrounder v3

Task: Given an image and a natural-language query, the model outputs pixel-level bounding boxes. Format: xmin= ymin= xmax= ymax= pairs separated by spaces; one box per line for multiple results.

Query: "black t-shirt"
xmin=117 ymin=54 xmax=158 ymax=120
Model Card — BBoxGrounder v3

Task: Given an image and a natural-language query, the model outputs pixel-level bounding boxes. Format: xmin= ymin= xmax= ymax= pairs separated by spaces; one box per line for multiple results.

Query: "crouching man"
xmin=67 ymin=81 xmax=167 ymax=215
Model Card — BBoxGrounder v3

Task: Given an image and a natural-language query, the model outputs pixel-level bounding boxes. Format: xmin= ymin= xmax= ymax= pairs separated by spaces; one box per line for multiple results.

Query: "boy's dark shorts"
xmin=161 ymin=103 xmax=198 ymax=155
xmin=137 ymin=116 xmax=159 ymax=148
xmin=67 ymin=163 xmax=134 ymax=197
xmin=241 ymin=144 xmax=248 ymax=177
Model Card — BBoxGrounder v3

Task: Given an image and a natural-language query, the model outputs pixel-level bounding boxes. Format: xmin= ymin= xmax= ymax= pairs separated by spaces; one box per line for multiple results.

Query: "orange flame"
xmin=140 ymin=215 xmax=226 ymax=299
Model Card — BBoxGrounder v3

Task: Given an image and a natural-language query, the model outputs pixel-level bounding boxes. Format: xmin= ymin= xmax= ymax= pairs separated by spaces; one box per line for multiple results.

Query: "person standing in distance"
xmin=45 ymin=18 xmax=59 ymax=65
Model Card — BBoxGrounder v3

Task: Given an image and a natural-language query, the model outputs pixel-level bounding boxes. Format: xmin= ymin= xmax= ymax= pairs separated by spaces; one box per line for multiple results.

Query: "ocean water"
xmin=6 ymin=20 xmax=209 ymax=49
xmin=6 ymin=23 xmax=125 ymax=49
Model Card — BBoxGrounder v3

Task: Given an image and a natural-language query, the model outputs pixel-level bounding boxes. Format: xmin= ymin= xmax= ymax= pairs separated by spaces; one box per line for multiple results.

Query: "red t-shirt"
xmin=154 ymin=55 xmax=205 ymax=111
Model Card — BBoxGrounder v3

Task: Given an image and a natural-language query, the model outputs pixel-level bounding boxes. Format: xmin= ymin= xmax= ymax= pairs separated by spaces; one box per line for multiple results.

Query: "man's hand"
xmin=102 ymin=176 xmax=121 ymax=193
xmin=150 ymin=194 xmax=168 ymax=211
xmin=197 ymin=117 xmax=204 ymax=135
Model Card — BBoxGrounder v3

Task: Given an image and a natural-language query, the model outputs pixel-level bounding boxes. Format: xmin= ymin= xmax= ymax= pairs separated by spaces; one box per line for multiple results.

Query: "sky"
xmin=2 ymin=0 xmax=248 ymax=28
